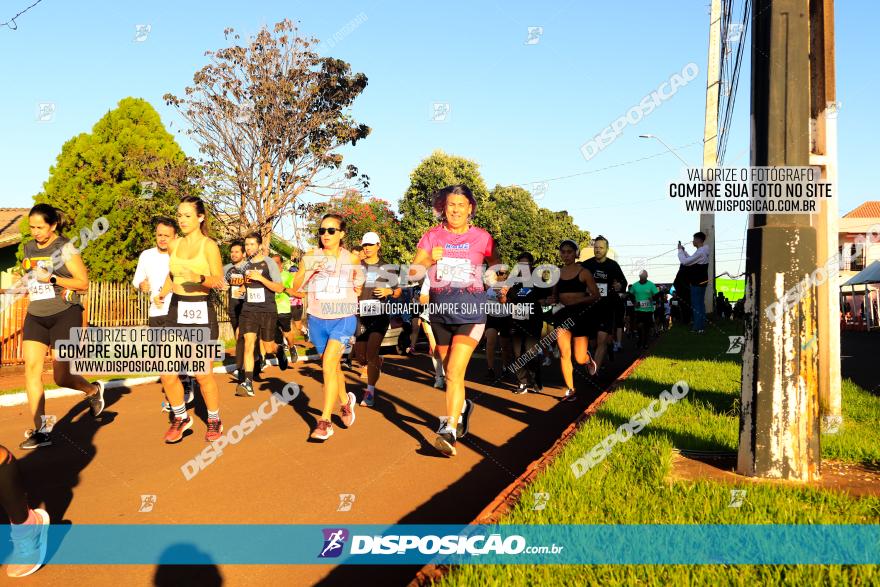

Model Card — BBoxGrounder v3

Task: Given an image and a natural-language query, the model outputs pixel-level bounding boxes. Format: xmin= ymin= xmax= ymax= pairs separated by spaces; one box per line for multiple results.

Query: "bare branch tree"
xmin=164 ymin=19 xmax=370 ymax=246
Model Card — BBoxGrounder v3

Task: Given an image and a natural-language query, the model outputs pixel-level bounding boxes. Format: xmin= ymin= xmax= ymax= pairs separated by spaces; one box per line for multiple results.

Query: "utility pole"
xmin=738 ymin=0 xmax=820 ymax=481
xmin=701 ymin=0 xmax=722 ymax=314
xmin=809 ymin=0 xmax=841 ymax=433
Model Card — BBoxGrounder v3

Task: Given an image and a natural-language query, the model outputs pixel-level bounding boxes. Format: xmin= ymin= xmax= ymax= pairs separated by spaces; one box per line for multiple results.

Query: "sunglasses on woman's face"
xmin=318 ymin=227 xmax=339 ymax=235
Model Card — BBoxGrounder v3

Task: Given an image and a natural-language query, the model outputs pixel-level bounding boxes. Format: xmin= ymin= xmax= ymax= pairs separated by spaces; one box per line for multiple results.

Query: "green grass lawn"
xmin=439 ymin=320 xmax=880 ymax=586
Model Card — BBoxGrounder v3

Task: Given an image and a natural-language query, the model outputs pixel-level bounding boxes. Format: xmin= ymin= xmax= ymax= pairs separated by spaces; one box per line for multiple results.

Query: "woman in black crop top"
xmin=548 ymin=239 xmax=600 ymax=402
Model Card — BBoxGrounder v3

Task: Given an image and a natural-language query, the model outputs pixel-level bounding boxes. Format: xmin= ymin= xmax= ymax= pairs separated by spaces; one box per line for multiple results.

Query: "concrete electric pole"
xmin=737 ymin=0 xmax=821 ymax=481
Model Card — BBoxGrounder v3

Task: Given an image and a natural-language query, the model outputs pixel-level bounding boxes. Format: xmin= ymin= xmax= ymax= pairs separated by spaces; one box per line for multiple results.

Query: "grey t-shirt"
xmin=23 ymin=236 xmax=81 ymax=317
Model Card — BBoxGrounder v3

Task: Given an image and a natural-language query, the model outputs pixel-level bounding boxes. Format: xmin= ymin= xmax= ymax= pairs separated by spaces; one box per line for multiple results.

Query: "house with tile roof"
xmin=0 ymin=208 xmax=27 ymax=289
xmin=839 ymin=201 xmax=880 ymax=279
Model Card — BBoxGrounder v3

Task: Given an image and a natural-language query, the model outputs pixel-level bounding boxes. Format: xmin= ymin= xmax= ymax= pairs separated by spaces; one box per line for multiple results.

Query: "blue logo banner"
xmin=2 ymin=524 xmax=879 ymax=565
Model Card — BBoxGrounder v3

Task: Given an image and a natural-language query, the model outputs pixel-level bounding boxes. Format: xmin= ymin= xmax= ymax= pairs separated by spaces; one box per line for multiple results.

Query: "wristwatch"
xmin=50 ymin=276 xmax=57 ymax=285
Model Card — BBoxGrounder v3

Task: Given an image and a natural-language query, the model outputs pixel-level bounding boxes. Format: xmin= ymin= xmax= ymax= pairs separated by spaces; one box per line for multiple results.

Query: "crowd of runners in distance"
xmin=3 ymin=186 xmax=712 ymax=577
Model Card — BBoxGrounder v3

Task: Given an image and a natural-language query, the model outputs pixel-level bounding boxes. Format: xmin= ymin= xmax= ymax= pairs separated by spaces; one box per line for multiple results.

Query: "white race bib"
xmin=28 ymin=281 xmax=55 ymax=301
xmin=246 ymin=287 xmax=266 ymax=304
xmin=359 ymin=299 xmax=381 ymax=317
xmin=314 ymin=276 xmax=345 ymax=300
xmin=512 ymin=304 xmax=530 ymax=321
xmin=436 ymin=257 xmax=472 ymax=283
xmin=637 ymin=299 xmax=652 ymax=309
xmin=597 ymin=283 xmax=608 ymax=297
xmin=177 ymin=300 xmax=208 ymax=324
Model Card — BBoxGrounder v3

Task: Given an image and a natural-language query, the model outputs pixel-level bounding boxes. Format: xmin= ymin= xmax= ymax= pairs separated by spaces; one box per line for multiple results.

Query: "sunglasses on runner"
xmin=317 ymin=227 xmax=340 ymax=235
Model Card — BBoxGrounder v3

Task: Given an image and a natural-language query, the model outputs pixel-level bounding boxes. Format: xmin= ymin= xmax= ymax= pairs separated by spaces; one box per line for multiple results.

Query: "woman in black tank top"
xmin=548 ymin=240 xmax=601 ymax=403
xmin=19 ymin=204 xmax=106 ymax=450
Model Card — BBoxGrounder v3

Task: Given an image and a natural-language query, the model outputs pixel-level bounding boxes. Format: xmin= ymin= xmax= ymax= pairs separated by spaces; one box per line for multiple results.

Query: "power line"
xmin=1 ymin=0 xmax=43 ymax=30
xmin=516 ymin=140 xmax=703 ymax=188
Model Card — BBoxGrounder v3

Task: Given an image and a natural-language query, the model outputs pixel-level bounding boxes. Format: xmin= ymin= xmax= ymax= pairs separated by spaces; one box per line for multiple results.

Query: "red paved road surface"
xmin=0 ymin=347 xmax=637 ymax=586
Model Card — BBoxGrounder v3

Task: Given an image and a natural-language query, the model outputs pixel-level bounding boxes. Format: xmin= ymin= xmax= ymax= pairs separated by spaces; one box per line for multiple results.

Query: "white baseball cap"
xmin=361 ymin=232 xmax=380 ymax=245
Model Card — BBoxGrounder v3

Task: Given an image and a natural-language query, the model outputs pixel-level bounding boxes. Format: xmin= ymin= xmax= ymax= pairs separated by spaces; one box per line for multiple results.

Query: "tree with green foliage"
xmin=398 ymin=151 xmax=590 ymax=265
xmin=306 ymin=190 xmax=405 ymax=263
xmin=20 ymin=97 xmax=199 ymax=281
xmin=397 ymin=150 xmax=490 ymax=261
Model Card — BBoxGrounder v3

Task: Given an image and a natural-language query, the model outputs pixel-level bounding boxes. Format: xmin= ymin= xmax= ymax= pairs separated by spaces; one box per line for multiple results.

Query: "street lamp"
xmin=639 ymin=134 xmax=691 ymax=167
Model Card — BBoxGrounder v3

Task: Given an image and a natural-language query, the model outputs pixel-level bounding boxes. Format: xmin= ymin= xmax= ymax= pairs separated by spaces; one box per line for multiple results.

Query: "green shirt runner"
xmin=275 ymin=270 xmax=294 ymax=314
xmin=629 ymin=280 xmax=659 ymax=313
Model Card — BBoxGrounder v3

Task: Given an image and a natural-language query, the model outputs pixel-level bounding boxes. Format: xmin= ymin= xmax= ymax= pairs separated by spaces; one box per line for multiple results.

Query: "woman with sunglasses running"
xmin=291 ymin=214 xmax=363 ymax=441
xmin=549 ymin=239 xmax=600 ymax=402
xmin=153 ymin=196 xmax=225 ymax=444
xmin=411 ymin=185 xmax=500 ymax=457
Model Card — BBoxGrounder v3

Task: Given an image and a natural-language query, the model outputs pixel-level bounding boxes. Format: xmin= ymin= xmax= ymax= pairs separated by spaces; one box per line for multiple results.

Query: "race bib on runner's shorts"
xmin=28 ymin=281 xmax=55 ymax=301
xmin=512 ymin=304 xmax=530 ymax=321
xmin=246 ymin=288 xmax=266 ymax=304
xmin=177 ymin=300 xmax=209 ymax=324
xmin=597 ymin=283 xmax=608 ymax=297
xmin=359 ymin=299 xmax=381 ymax=317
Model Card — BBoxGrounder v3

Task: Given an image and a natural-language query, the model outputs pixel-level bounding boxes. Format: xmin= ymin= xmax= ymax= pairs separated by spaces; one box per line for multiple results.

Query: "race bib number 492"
xmin=177 ymin=301 xmax=208 ymax=324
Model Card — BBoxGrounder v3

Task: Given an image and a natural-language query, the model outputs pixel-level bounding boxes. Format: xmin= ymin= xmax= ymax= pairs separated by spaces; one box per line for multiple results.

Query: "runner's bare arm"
xmin=291 ymin=248 xmax=320 ymax=293
xmin=350 ymin=252 xmax=365 ymax=296
xmin=49 ymin=249 xmax=88 ymax=292
xmin=201 ymin=240 xmax=225 ymax=289
xmin=411 ymin=248 xmax=433 ymax=285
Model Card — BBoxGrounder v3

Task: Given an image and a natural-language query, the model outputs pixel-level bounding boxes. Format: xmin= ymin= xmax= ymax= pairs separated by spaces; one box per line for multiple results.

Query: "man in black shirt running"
xmin=580 ymin=236 xmax=627 ymax=371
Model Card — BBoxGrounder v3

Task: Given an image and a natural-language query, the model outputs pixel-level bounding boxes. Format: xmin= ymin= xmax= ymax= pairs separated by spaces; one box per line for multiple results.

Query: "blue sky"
xmin=1 ymin=1 xmax=875 ymax=282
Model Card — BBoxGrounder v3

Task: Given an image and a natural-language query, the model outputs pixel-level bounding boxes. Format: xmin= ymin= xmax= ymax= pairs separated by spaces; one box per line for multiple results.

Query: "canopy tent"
xmin=843 ymin=260 xmax=880 ymax=287
xmin=841 ymin=261 xmax=880 ymax=331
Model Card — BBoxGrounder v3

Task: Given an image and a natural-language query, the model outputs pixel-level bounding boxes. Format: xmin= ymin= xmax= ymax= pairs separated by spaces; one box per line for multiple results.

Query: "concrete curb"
xmin=0 ymin=353 xmax=323 ymax=408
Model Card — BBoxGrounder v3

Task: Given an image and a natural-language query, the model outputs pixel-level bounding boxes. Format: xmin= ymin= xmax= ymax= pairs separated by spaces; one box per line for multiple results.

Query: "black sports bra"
xmin=557 ymin=272 xmax=584 ymax=294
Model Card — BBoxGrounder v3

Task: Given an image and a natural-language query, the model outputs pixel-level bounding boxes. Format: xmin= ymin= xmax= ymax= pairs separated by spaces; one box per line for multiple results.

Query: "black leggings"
xmin=0 ymin=445 xmax=29 ymax=524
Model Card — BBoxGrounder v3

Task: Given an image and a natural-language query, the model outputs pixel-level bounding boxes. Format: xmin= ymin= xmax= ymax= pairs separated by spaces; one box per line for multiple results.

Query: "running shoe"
xmin=433 ymin=377 xmax=446 ymax=390
xmin=311 ymin=419 xmax=334 ymax=440
xmin=458 ymin=399 xmax=475 ymax=438
xmin=183 ymin=377 xmax=197 ymax=405
xmin=587 ymin=358 xmax=598 ymax=377
xmin=514 ymin=384 xmax=528 ymax=395
xmin=205 ymin=418 xmax=223 ymax=442
xmin=437 ymin=416 xmax=465 ymax=437
xmin=562 ymin=389 xmax=578 ymax=402
xmin=277 ymin=348 xmax=289 ymax=371
xmin=6 ymin=508 xmax=50 ymax=578
xmin=484 ymin=368 xmax=496 ymax=381
xmin=340 ymin=392 xmax=357 ymax=427
xmin=360 ymin=390 xmax=375 ymax=407
xmin=434 ymin=426 xmax=457 ymax=456
xmin=235 ymin=379 xmax=254 ymax=397
xmin=88 ymin=380 xmax=106 ymax=417
xmin=164 ymin=416 xmax=193 ymax=443
xmin=526 ymin=386 xmax=541 ymax=394
xmin=19 ymin=430 xmax=51 ymax=450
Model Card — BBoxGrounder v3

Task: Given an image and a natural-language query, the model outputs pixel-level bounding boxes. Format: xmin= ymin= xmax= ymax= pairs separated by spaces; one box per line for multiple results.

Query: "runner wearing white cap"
xmin=355 ymin=232 xmax=400 ymax=407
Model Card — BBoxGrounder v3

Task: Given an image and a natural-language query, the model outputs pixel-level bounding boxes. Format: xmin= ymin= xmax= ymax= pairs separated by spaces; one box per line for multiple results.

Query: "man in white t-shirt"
xmin=132 ymin=217 xmax=193 ymax=408
xmin=133 ymin=218 xmax=176 ymax=327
